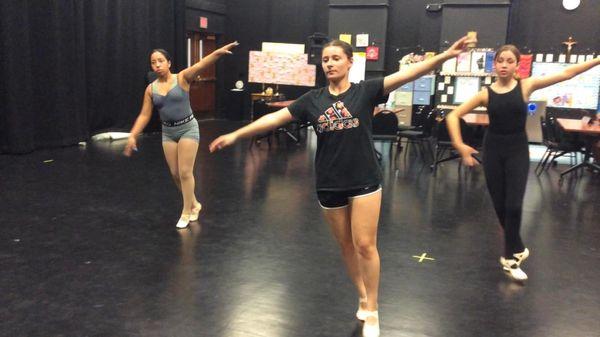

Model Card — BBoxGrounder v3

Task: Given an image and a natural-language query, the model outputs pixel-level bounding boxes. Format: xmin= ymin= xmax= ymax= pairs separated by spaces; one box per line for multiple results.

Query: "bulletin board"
xmin=248 ymin=51 xmax=316 ymax=87
xmin=530 ymin=62 xmax=600 ymax=109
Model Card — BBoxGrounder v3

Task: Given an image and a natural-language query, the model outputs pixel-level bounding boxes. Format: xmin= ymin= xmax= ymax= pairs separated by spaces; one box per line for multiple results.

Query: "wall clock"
xmin=562 ymin=0 xmax=581 ymax=11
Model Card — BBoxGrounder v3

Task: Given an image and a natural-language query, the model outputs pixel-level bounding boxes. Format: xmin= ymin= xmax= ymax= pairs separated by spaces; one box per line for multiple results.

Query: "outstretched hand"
xmin=215 ymin=41 xmax=240 ymax=56
xmin=209 ymin=133 xmax=238 ymax=153
xmin=445 ymin=35 xmax=477 ymax=58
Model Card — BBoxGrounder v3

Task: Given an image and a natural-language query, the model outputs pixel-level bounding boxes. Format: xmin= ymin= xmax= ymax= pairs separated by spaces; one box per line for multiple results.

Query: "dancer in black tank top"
xmin=446 ymin=45 xmax=599 ymax=282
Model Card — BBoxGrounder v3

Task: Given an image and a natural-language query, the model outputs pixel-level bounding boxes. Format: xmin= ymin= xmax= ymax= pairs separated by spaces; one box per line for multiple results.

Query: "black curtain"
xmin=0 ymin=0 xmax=185 ymax=154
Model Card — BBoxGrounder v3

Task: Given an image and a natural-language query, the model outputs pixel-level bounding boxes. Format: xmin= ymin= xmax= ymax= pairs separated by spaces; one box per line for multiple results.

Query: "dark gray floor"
xmin=1 ymin=120 xmax=599 ymax=337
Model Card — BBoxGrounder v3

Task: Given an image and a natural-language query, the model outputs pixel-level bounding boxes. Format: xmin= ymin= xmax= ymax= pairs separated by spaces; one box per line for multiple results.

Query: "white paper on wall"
xmin=349 ymin=52 xmax=366 ymax=83
xmin=569 ymin=54 xmax=577 ymax=63
xmin=535 ymin=54 xmax=544 ymax=62
xmin=261 ymin=42 xmax=305 ymax=54
xmin=356 ymin=34 xmax=369 ymax=47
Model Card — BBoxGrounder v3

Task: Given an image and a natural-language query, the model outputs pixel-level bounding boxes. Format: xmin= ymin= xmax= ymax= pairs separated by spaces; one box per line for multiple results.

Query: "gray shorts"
xmin=162 ymin=118 xmax=200 ymax=143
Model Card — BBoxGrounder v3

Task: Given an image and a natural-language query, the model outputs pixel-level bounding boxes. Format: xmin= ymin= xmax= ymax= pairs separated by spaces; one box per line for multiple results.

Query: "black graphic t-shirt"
xmin=288 ymin=78 xmax=388 ymax=191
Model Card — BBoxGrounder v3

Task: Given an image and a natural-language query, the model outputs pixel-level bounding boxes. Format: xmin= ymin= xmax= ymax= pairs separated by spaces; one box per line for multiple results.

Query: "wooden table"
xmin=556 ymin=118 xmax=600 ymax=135
xmin=251 ymin=93 xmax=282 ymax=102
xmin=462 ymin=113 xmax=489 ymax=126
xmin=556 ymin=118 xmax=600 ymax=179
xmin=265 ymin=100 xmax=295 ymax=109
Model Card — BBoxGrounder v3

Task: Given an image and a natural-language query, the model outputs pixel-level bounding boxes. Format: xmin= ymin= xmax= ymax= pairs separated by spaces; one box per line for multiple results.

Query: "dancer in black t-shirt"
xmin=210 ymin=35 xmax=474 ymax=337
xmin=447 ymin=45 xmax=599 ymax=282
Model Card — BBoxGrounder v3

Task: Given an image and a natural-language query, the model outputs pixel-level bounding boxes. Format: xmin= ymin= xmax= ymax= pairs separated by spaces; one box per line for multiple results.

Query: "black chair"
xmin=535 ymin=112 xmax=583 ymax=173
xmin=430 ymin=111 xmax=481 ymax=171
xmin=396 ymin=107 xmax=436 ymax=162
xmin=535 ymin=116 xmax=554 ymax=174
xmin=372 ymin=110 xmax=400 ymax=161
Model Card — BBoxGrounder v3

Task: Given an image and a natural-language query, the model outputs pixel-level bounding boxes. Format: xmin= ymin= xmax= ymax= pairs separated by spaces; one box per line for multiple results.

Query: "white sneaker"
xmin=176 ymin=216 xmax=190 ymax=229
xmin=513 ymin=248 xmax=530 ymax=266
xmin=362 ymin=311 xmax=379 ymax=337
xmin=356 ymin=298 xmax=368 ymax=321
xmin=500 ymin=257 xmax=528 ymax=281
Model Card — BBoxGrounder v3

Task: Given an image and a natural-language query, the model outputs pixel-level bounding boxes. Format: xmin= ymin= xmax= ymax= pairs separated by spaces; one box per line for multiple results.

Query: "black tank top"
xmin=486 ymin=81 xmax=527 ymax=135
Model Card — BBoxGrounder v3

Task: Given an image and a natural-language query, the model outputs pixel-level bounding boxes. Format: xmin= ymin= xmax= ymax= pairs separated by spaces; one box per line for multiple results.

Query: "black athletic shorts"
xmin=317 ymin=184 xmax=382 ymax=209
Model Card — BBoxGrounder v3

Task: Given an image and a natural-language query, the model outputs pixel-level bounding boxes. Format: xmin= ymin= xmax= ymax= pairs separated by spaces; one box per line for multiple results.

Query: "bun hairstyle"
xmin=150 ymin=49 xmax=171 ymax=62
xmin=494 ymin=44 xmax=521 ymax=79
xmin=322 ymin=40 xmax=354 ymax=59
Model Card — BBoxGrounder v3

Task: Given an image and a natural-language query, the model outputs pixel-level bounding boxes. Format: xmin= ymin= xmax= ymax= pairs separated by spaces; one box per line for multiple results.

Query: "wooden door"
xmin=188 ymin=33 xmax=216 ymax=119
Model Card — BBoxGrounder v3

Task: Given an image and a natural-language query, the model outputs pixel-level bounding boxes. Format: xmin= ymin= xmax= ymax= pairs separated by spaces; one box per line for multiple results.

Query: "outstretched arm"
xmin=209 ymin=108 xmax=294 ymax=152
xmin=124 ymin=85 xmax=153 ymax=156
xmin=523 ymin=57 xmax=600 ymax=96
xmin=180 ymin=41 xmax=239 ymax=85
xmin=446 ymin=89 xmax=487 ymax=166
xmin=382 ymin=35 xmax=475 ymax=95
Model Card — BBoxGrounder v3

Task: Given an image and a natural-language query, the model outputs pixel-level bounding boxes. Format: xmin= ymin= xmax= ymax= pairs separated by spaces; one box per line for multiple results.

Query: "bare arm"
xmin=446 ymin=89 xmax=487 ymax=166
xmin=124 ymin=85 xmax=153 ymax=156
xmin=523 ymin=57 xmax=600 ymax=96
xmin=129 ymin=85 xmax=153 ymax=137
xmin=209 ymin=108 xmax=294 ymax=152
xmin=383 ymin=35 xmax=474 ymax=94
xmin=180 ymin=41 xmax=239 ymax=85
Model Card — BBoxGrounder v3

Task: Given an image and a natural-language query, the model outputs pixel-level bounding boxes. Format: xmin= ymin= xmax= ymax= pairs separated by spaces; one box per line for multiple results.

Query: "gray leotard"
xmin=151 ymin=74 xmax=193 ymax=123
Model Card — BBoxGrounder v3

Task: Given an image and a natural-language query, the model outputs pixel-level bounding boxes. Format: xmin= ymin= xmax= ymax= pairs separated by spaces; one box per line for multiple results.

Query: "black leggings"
xmin=482 ymin=131 xmax=528 ymax=258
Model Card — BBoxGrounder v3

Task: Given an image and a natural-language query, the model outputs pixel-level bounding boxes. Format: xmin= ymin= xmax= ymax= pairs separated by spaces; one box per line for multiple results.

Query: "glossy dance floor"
xmin=2 ymin=120 xmax=599 ymax=337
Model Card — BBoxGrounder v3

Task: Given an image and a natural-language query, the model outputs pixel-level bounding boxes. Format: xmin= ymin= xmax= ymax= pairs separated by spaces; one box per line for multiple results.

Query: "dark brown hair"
xmin=150 ymin=48 xmax=171 ymax=62
xmin=322 ymin=40 xmax=353 ymax=59
xmin=494 ymin=44 xmax=520 ymax=63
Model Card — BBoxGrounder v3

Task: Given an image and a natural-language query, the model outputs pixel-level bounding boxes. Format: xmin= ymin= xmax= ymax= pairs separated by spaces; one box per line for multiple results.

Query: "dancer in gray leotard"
xmin=125 ymin=42 xmax=238 ymax=229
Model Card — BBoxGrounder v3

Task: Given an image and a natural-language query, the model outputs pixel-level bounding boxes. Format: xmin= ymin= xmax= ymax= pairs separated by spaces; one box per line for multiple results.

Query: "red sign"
xmin=517 ymin=54 xmax=533 ymax=79
xmin=366 ymin=46 xmax=379 ymax=61
xmin=199 ymin=16 xmax=208 ymax=29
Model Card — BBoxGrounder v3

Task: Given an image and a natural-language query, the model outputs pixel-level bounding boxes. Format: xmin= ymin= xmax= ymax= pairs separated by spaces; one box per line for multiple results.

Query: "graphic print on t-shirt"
xmin=316 ymin=101 xmax=360 ymax=133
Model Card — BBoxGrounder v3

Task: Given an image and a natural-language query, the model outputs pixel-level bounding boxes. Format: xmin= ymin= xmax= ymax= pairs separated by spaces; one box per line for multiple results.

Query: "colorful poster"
xmin=366 ymin=46 xmax=379 ymax=61
xmin=517 ymin=54 xmax=533 ymax=78
xmin=470 ymin=51 xmax=487 ymax=73
xmin=456 ymin=52 xmax=471 ymax=72
xmin=530 ymin=62 xmax=600 ymax=109
xmin=248 ymin=51 xmax=316 ymax=87
xmin=485 ymin=51 xmax=495 ymax=73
